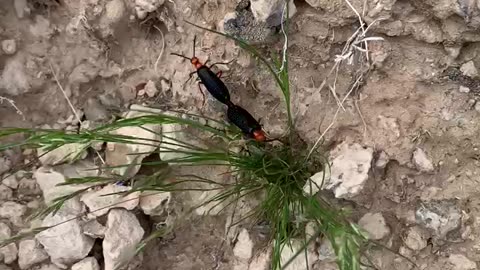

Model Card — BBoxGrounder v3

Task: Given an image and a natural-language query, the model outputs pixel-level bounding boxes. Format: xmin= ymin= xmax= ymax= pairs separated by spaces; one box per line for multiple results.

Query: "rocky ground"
xmin=1 ymin=0 xmax=480 ymax=269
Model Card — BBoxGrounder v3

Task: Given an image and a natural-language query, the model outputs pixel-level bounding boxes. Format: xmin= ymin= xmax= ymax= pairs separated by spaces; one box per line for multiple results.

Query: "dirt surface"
xmin=2 ymin=0 xmax=480 ymax=269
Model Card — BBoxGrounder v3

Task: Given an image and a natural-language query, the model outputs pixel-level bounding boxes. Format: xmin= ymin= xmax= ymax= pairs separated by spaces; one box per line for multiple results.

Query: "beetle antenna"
xmin=193 ymin=35 xmax=197 ymax=58
xmin=170 ymin=53 xmax=191 ymax=61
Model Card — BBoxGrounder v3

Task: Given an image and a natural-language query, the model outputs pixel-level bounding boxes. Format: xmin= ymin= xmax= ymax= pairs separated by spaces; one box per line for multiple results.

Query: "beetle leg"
xmin=184 ymin=71 xmax=197 ymax=85
xmin=216 ymin=70 xmax=223 ymax=78
xmin=197 ymin=82 xmax=206 ymax=108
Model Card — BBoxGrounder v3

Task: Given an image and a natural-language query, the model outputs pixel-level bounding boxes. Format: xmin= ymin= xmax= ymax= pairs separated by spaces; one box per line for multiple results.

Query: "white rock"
xmin=103 ymin=209 xmax=144 ymax=270
xmin=139 ymin=191 xmax=171 ymax=216
xmin=144 ymin=80 xmax=158 ymax=98
xmin=106 ymin=106 xmax=162 ymax=177
xmin=2 ymin=175 xmax=18 ymax=189
xmin=0 ymin=185 xmax=12 ymax=201
xmin=279 ymin=240 xmax=317 ymax=270
xmin=37 ymin=264 xmax=62 ymax=270
xmin=444 ymin=45 xmax=462 ymax=59
xmin=233 ymin=229 xmax=253 ymax=261
xmin=448 ymin=254 xmax=477 ymax=270
xmin=375 ymin=151 xmax=390 ymax=169
xmin=324 ymin=142 xmax=373 ymax=198
xmin=29 ymin=15 xmax=54 ymax=39
xmin=34 ymin=167 xmax=90 ymax=204
xmin=1 ymin=40 xmax=16 ymax=55
xmin=317 ymin=238 xmax=335 ymax=262
xmin=412 ymin=148 xmax=434 ymax=173
xmin=38 ymin=143 xmax=88 ymax=166
xmin=82 ymin=219 xmax=106 ymax=239
xmin=80 ymin=184 xmax=139 ymax=218
xmin=403 ymin=226 xmax=427 ymax=251
xmin=159 ymin=122 xmax=189 ymax=161
xmin=100 ymin=0 xmax=126 ymax=37
xmin=0 ymin=55 xmax=30 ymax=96
xmin=459 ymin=86 xmax=471 ymax=93
xmin=71 ymin=257 xmax=100 ymax=270
xmin=13 ymin=0 xmax=29 ymax=18
xmin=303 ymin=167 xmax=330 ymax=196
xmin=0 ymin=201 xmax=26 ymax=226
xmin=36 ymin=199 xmax=94 ymax=268
xmin=460 ymin=61 xmax=479 ymax=79
xmin=0 ymin=157 xmax=11 ymax=176
xmin=104 ymin=0 xmax=126 ymax=24
xmin=415 ymin=200 xmax=461 ymax=238
xmin=250 ymin=0 xmax=296 ymax=26
xmin=0 ymin=223 xmax=17 ymax=264
xmin=475 ymin=102 xmax=480 ymax=113
xmin=248 ymin=249 xmax=271 ymax=270
xmin=358 ymin=212 xmax=390 ymax=240
xmin=18 ymin=239 xmax=48 ymax=269
xmin=135 ymin=0 xmax=165 ymax=19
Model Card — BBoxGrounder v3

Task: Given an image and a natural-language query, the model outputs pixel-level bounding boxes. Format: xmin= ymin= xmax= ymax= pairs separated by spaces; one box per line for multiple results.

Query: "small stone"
xmin=459 ymin=86 xmax=470 ymax=93
xmin=159 ymin=123 xmax=189 ymax=161
xmin=135 ymin=0 xmax=165 ymax=19
xmin=106 ymin=105 xmax=162 ymax=177
xmin=2 ymin=175 xmax=18 ymax=189
xmin=412 ymin=148 xmax=434 ymax=173
xmin=0 ymin=186 xmax=12 ymax=201
xmin=279 ymin=239 xmax=317 ymax=269
xmin=303 ymin=168 xmax=330 ymax=196
xmin=38 ymin=143 xmax=88 ymax=165
xmin=80 ymin=184 xmax=139 ymax=218
xmin=0 ymin=201 xmax=26 ymax=226
xmin=323 ymin=142 xmax=374 ymax=198
xmin=17 ymin=178 xmax=42 ymax=196
xmin=1 ymin=55 xmax=31 ymax=96
xmin=84 ymin=98 xmax=109 ymax=121
xmin=34 ymin=167 xmax=90 ymax=204
xmin=71 ymin=257 xmax=100 ymax=270
xmin=1 ymin=40 xmax=16 ymax=55
xmin=233 ymin=229 xmax=253 ymax=261
xmin=103 ymin=209 xmax=144 ymax=270
xmin=0 ymin=157 xmax=11 ymax=176
xmin=444 ymin=45 xmax=462 ymax=59
xmin=13 ymin=0 xmax=29 ymax=18
xmin=18 ymin=239 xmax=49 ymax=269
xmin=250 ymin=0 xmax=296 ymax=27
xmin=317 ymin=239 xmax=335 ymax=262
xmin=139 ymin=191 xmax=171 ymax=216
xmin=448 ymin=254 xmax=477 ymax=270
xmin=375 ymin=151 xmax=390 ymax=169
xmin=144 ymin=80 xmax=158 ymax=98
xmin=37 ymin=264 xmax=61 ymax=270
xmin=82 ymin=219 xmax=106 ymax=239
xmin=403 ymin=226 xmax=428 ymax=250
xmin=104 ymin=0 xmax=126 ymax=24
xmin=475 ymin=102 xmax=480 ymax=113
xmin=358 ymin=213 xmax=390 ymax=240
xmin=29 ymin=15 xmax=54 ymax=39
xmin=460 ymin=61 xmax=479 ymax=79
xmin=36 ymin=199 xmax=94 ymax=268
xmin=416 ymin=199 xmax=461 ymax=239
xmin=0 ymin=223 xmax=17 ymax=264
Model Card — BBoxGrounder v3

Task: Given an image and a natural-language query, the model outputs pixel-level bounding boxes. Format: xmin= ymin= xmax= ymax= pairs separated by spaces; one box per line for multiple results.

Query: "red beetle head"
xmin=253 ymin=130 xmax=266 ymax=142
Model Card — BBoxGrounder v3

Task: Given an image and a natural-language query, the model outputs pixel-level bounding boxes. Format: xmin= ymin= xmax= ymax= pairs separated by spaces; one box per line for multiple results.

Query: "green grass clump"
xmin=0 ymin=9 xmax=368 ymax=270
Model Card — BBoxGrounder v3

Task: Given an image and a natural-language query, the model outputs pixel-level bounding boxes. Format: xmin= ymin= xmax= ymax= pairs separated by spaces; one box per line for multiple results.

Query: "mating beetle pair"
xmin=171 ymin=36 xmax=267 ymax=142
